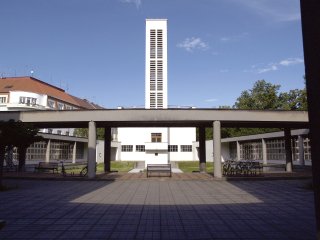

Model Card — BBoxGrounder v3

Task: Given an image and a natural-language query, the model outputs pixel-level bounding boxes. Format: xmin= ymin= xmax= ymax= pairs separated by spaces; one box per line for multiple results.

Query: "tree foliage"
xmin=73 ymin=128 xmax=105 ymax=140
xmin=204 ymin=79 xmax=307 ymax=139
xmin=0 ymin=120 xmax=42 ymax=187
xmin=234 ymin=80 xmax=281 ymax=110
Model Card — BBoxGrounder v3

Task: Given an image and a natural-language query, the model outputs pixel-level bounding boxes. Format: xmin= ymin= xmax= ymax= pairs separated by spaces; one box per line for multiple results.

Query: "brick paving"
xmin=0 ymin=178 xmax=317 ymax=239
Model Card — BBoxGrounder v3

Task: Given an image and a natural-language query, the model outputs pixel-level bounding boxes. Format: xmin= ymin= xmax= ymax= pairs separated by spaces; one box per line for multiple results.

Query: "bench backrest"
xmin=38 ymin=162 xmax=58 ymax=168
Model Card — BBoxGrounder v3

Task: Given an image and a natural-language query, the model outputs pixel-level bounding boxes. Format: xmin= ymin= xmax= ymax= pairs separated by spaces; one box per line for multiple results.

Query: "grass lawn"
xmin=61 ymin=161 xmax=135 ymax=174
xmin=177 ymin=161 xmax=214 ymax=173
xmin=97 ymin=161 xmax=135 ymax=173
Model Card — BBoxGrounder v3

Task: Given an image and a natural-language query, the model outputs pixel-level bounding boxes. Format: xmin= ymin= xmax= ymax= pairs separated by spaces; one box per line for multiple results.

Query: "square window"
xmin=136 ymin=145 xmax=145 ymax=152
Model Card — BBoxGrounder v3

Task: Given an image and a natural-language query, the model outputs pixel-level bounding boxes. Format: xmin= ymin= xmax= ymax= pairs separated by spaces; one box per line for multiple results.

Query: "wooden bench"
xmin=147 ymin=164 xmax=172 ymax=177
xmin=251 ymin=162 xmax=263 ymax=175
xmin=34 ymin=162 xmax=59 ymax=174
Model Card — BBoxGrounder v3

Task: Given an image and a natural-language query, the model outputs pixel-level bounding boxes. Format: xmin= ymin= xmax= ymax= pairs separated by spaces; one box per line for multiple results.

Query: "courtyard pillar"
xmin=262 ymin=138 xmax=267 ymax=165
xmin=284 ymin=128 xmax=293 ymax=172
xmin=298 ymin=135 xmax=305 ymax=166
xmin=45 ymin=139 xmax=51 ymax=163
xmin=236 ymin=141 xmax=241 ymax=161
xmin=199 ymin=127 xmax=206 ymax=172
xmin=213 ymin=121 xmax=222 ymax=178
xmin=88 ymin=121 xmax=96 ymax=179
xmin=104 ymin=127 xmax=111 ymax=172
xmin=72 ymin=142 xmax=77 ymax=164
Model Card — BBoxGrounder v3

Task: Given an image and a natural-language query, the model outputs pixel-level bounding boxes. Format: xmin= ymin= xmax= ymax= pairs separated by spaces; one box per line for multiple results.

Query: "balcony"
xmin=145 ymin=142 xmax=168 ymax=151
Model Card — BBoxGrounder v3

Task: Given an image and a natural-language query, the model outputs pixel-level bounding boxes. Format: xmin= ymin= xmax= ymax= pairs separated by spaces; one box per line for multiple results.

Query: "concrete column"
xmin=236 ymin=141 xmax=241 ymax=161
xmin=45 ymin=140 xmax=51 ymax=163
xmin=300 ymin=1 xmax=320 ymax=237
xmin=298 ymin=135 xmax=305 ymax=166
xmin=199 ymin=127 xmax=206 ymax=172
xmin=104 ymin=127 xmax=111 ymax=172
xmin=262 ymin=138 xmax=267 ymax=165
xmin=72 ymin=142 xmax=77 ymax=164
xmin=284 ymin=128 xmax=293 ymax=172
xmin=88 ymin=121 xmax=96 ymax=179
xmin=213 ymin=121 xmax=222 ymax=178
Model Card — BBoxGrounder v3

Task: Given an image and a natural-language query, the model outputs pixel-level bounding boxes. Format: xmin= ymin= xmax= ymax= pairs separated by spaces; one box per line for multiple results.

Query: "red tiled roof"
xmin=0 ymin=76 xmax=103 ymax=109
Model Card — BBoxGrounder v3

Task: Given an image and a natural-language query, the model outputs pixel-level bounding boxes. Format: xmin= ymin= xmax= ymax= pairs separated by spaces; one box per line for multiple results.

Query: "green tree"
xmin=73 ymin=128 xmax=105 ymax=140
xmin=14 ymin=121 xmax=43 ymax=171
xmin=234 ymin=80 xmax=281 ymax=109
xmin=0 ymin=120 xmax=16 ymax=188
xmin=0 ymin=120 xmax=42 ymax=187
xmin=279 ymin=89 xmax=307 ymax=110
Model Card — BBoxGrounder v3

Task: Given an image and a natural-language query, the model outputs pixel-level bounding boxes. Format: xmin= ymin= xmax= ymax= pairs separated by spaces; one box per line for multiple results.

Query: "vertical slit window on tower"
xmin=150 ymin=30 xmax=156 ymax=58
xmin=157 ymin=29 xmax=163 ymax=58
xmin=150 ymin=60 xmax=156 ymax=91
xmin=150 ymin=92 xmax=156 ymax=108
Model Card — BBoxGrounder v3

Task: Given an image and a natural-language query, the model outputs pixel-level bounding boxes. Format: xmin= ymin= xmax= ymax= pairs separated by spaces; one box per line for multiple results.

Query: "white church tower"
xmin=116 ymin=19 xmax=196 ymax=167
xmin=145 ymin=19 xmax=168 ymax=109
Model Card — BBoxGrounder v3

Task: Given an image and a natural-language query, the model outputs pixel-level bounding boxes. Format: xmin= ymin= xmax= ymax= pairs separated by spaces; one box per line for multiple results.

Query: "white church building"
xmin=116 ymin=19 xmax=196 ymax=166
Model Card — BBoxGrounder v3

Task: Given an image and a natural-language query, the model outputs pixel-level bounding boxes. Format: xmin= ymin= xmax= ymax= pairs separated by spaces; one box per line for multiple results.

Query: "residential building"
xmin=0 ymin=76 xmax=102 ymax=167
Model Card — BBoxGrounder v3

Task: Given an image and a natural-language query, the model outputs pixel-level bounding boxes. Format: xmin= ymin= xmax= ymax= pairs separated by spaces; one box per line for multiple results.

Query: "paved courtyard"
xmin=0 ymin=178 xmax=317 ymax=239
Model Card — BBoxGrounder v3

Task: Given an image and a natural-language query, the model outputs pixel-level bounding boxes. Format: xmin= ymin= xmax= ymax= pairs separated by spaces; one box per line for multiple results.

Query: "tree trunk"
xmin=18 ymin=147 xmax=27 ymax=172
xmin=0 ymin=146 xmax=5 ymax=188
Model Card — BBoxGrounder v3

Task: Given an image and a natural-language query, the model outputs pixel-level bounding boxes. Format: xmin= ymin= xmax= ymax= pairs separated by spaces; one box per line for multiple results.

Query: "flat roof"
xmin=0 ymin=109 xmax=309 ymax=129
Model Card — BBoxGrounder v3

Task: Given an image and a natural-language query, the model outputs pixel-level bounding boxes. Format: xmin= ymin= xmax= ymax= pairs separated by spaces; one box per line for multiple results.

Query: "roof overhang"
xmin=0 ymin=109 xmax=309 ymax=129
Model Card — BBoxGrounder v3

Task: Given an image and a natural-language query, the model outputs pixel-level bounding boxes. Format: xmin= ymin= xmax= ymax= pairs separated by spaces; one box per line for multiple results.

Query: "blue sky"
xmin=0 ymin=0 xmax=304 ymax=108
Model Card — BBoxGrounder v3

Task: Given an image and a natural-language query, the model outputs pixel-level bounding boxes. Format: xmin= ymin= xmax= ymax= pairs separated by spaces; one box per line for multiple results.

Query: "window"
xmin=151 ymin=133 xmax=162 ymax=142
xmin=48 ymin=129 xmax=53 ymax=134
xmin=0 ymin=96 xmax=7 ymax=103
xmin=57 ymin=102 xmax=64 ymax=110
xmin=181 ymin=145 xmax=192 ymax=152
xmin=19 ymin=96 xmax=26 ymax=104
xmin=136 ymin=145 xmax=145 ymax=152
xmin=19 ymin=96 xmax=37 ymax=106
xmin=122 ymin=145 xmax=133 ymax=152
xmin=168 ymin=145 xmax=178 ymax=152
xmin=48 ymin=99 xmax=55 ymax=109
xmin=57 ymin=130 xmax=62 ymax=135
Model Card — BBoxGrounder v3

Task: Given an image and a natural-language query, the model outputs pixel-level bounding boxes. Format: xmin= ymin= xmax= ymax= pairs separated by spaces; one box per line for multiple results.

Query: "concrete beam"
xmin=0 ymin=109 xmax=308 ymax=129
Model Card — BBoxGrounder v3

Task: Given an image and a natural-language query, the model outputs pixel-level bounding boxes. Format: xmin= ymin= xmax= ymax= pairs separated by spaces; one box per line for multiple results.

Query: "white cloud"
xmin=247 ymin=57 xmax=304 ymax=74
xmin=220 ymin=69 xmax=229 ymax=73
xmin=177 ymin=37 xmax=208 ymax=52
xmin=205 ymin=98 xmax=218 ymax=102
xmin=120 ymin=0 xmax=141 ymax=9
xmin=279 ymin=58 xmax=304 ymax=66
xmin=220 ymin=32 xmax=249 ymax=43
xmin=257 ymin=64 xmax=278 ymax=74
xmin=234 ymin=0 xmax=300 ymax=22
xmin=220 ymin=37 xmax=230 ymax=42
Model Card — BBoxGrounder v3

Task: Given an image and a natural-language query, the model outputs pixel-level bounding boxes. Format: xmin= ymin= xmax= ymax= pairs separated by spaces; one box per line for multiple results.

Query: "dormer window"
xmin=0 ymin=96 xmax=7 ymax=103
xmin=19 ymin=96 xmax=37 ymax=106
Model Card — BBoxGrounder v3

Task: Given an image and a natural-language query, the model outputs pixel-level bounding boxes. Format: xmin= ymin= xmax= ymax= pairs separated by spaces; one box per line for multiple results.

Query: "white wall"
xmin=117 ymin=127 xmax=196 ymax=165
xmin=9 ymin=91 xmax=48 ymax=107
xmin=168 ymin=127 xmax=196 ymax=161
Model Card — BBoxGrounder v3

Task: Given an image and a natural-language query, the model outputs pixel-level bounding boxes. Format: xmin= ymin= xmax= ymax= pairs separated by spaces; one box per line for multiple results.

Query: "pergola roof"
xmin=0 ymin=109 xmax=309 ymax=129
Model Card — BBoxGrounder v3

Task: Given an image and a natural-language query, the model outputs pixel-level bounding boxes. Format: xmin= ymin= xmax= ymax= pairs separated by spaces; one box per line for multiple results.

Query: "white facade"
xmin=117 ymin=19 xmax=196 ymax=166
